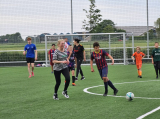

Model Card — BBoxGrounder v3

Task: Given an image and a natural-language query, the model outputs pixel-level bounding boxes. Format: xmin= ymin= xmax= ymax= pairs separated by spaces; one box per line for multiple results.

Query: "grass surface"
xmin=0 ymin=64 xmax=160 ymax=119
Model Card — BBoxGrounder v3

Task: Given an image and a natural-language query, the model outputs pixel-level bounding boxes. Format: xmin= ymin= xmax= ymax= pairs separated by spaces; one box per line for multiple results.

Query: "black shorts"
xmin=26 ymin=58 xmax=35 ymax=63
xmin=68 ymin=66 xmax=75 ymax=72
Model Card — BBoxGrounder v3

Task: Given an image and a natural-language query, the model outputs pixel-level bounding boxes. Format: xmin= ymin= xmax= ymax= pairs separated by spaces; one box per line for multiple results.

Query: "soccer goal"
xmin=44 ymin=33 xmax=127 ymax=67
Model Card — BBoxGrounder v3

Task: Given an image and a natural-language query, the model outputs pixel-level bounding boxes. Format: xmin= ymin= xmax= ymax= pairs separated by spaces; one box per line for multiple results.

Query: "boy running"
xmin=90 ymin=42 xmax=118 ymax=96
xmin=23 ymin=37 xmax=37 ymax=78
xmin=131 ymin=47 xmax=145 ymax=78
xmin=48 ymin=44 xmax=55 ymax=73
xmin=151 ymin=42 xmax=160 ymax=79
xmin=67 ymin=45 xmax=76 ymax=86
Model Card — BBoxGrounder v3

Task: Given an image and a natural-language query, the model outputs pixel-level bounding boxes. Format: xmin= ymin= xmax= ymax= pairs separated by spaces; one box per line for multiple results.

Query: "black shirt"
xmin=74 ymin=44 xmax=84 ymax=60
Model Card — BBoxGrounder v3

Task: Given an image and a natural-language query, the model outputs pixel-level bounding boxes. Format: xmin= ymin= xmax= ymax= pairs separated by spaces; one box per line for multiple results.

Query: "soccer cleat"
xmin=28 ymin=75 xmax=32 ymax=78
xmin=53 ymin=93 xmax=59 ymax=100
xmin=32 ymin=72 xmax=34 ymax=76
xmin=72 ymin=83 xmax=76 ymax=86
xmin=62 ymin=91 xmax=69 ymax=98
xmin=139 ymin=76 xmax=142 ymax=78
xmin=75 ymin=77 xmax=78 ymax=81
xmin=103 ymin=92 xmax=108 ymax=96
xmin=81 ymin=76 xmax=85 ymax=80
xmin=114 ymin=89 xmax=118 ymax=96
xmin=51 ymin=71 xmax=53 ymax=73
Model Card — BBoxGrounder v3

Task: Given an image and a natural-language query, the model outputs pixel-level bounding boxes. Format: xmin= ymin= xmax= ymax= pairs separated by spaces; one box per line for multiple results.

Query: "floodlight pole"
xmin=71 ymin=0 xmax=73 ymax=45
xmin=146 ymin=0 xmax=149 ymax=58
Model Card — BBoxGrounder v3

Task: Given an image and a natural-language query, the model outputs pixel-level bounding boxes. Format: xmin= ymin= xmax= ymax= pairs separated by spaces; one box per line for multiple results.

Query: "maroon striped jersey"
xmin=91 ymin=49 xmax=109 ymax=70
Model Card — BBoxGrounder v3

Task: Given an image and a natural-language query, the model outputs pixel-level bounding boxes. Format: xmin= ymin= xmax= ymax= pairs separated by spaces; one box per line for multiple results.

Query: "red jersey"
xmin=48 ymin=49 xmax=55 ymax=62
xmin=91 ymin=49 xmax=109 ymax=70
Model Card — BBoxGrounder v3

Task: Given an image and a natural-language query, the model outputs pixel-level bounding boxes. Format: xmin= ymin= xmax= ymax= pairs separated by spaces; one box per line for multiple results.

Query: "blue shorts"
xmin=99 ymin=67 xmax=108 ymax=79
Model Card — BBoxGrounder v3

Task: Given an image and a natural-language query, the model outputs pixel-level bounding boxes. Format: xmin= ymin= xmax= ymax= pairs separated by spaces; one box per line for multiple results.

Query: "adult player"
xmin=23 ymin=37 xmax=37 ymax=78
xmin=48 ymin=44 xmax=55 ymax=73
xmin=131 ymin=46 xmax=145 ymax=78
xmin=67 ymin=45 xmax=76 ymax=86
xmin=152 ymin=42 xmax=160 ymax=79
xmin=73 ymin=39 xmax=86 ymax=80
xmin=53 ymin=39 xmax=70 ymax=100
xmin=90 ymin=42 xmax=118 ymax=96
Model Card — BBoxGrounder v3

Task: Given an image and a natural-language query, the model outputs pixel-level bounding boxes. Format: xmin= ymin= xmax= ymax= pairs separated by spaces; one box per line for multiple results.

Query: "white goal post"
xmin=44 ymin=33 xmax=126 ymax=67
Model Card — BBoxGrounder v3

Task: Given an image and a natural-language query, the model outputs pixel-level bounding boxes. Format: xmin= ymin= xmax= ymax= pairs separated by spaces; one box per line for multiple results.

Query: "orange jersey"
xmin=132 ymin=52 xmax=145 ymax=65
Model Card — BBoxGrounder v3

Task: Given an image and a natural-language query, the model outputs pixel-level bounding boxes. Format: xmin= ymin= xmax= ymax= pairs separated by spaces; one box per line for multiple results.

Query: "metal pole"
xmin=132 ymin=33 xmax=134 ymax=55
xmin=146 ymin=0 xmax=149 ymax=58
xmin=71 ymin=0 xmax=73 ymax=45
xmin=109 ymin=34 xmax=111 ymax=55
xmin=45 ymin=35 xmax=48 ymax=67
xmin=34 ymin=35 xmax=36 ymax=45
xmin=123 ymin=33 xmax=126 ymax=65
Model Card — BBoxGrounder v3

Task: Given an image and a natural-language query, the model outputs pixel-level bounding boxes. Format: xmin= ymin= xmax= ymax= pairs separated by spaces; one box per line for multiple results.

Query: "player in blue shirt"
xmin=67 ymin=45 xmax=76 ymax=86
xmin=64 ymin=38 xmax=71 ymax=45
xmin=23 ymin=37 xmax=37 ymax=78
xmin=90 ymin=42 xmax=118 ymax=96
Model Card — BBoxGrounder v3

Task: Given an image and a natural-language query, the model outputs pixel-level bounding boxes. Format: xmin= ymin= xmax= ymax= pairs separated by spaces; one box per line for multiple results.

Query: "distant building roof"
xmin=115 ymin=26 xmax=154 ymax=36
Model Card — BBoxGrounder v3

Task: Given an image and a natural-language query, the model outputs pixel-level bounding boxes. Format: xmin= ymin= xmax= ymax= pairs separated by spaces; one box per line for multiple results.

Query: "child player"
xmin=151 ymin=42 xmax=160 ymax=79
xmin=90 ymin=42 xmax=118 ymax=96
xmin=48 ymin=44 xmax=55 ymax=73
xmin=67 ymin=45 xmax=76 ymax=86
xmin=131 ymin=46 xmax=145 ymax=78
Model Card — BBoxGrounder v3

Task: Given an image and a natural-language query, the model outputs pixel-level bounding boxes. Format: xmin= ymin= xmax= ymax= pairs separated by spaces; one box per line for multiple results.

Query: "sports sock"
xmin=137 ymin=70 xmax=139 ymax=76
xmin=155 ymin=69 xmax=158 ymax=77
xmin=104 ymin=82 xmax=108 ymax=94
xmin=72 ymin=76 xmax=75 ymax=83
xmin=108 ymin=80 xmax=116 ymax=91
xmin=139 ymin=71 xmax=142 ymax=76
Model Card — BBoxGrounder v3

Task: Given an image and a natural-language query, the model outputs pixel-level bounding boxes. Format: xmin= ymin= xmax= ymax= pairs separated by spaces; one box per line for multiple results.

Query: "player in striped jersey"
xmin=48 ymin=44 xmax=55 ymax=73
xmin=90 ymin=42 xmax=118 ymax=96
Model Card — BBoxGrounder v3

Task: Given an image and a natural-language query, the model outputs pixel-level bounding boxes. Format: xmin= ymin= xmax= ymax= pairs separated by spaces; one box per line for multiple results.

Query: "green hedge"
xmin=0 ymin=48 xmax=154 ymax=62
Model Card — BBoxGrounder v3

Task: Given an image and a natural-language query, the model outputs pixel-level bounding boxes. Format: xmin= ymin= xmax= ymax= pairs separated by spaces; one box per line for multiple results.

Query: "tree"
xmin=82 ymin=0 xmax=102 ymax=32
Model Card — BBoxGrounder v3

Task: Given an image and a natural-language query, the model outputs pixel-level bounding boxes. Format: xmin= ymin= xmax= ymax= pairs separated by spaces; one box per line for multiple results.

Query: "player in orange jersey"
xmin=131 ymin=46 xmax=146 ymax=78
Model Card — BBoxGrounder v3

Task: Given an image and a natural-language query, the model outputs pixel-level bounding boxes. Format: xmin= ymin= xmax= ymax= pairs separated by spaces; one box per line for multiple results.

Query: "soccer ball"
xmin=42 ymin=63 xmax=46 ymax=67
xmin=126 ymin=92 xmax=134 ymax=101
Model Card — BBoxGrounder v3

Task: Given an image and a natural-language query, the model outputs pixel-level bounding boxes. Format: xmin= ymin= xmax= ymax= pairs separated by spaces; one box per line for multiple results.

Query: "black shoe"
xmin=114 ymin=89 xmax=118 ymax=96
xmin=139 ymin=76 xmax=142 ymax=78
xmin=81 ymin=76 xmax=85 ymax=80
xmin=75 ymin=77 xmax=78 ymax=81
xmin=53 ymin=93 xmax=59 ymax=100
xmin=103 ymin=91 xmax=108 ymax=96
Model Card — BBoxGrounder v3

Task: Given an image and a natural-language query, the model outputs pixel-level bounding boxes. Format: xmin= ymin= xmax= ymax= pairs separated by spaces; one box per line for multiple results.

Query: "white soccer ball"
xmin=126 ymin=92 xmax=134 ymax=101
xmin=42 ymin=63 xmax=46 ymax=67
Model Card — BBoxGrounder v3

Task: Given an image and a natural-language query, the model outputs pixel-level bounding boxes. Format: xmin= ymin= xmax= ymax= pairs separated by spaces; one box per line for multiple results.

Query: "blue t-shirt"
xmin=24 ymin=44 xmax=37 ymax=58
xmin=67 ymin=41 xmax=71 ymax=45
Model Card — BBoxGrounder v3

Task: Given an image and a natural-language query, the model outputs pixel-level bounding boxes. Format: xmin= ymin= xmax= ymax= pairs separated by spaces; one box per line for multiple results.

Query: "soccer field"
xmin=0 ymin=64 xmax=160 ymax=119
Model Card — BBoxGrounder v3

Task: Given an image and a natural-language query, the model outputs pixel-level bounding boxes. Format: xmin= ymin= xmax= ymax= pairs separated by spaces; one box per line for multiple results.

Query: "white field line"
xmin=136 ymin=106 xmax=160 ymax=119
xmin=83 ymin=80 xmax=160 ymax=100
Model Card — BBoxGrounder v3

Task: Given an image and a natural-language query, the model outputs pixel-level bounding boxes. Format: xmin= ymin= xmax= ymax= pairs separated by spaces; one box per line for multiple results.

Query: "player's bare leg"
xmin=31 ymin=63 xmax=34 ymax=76
xmin=27 ymin=63 xmax=31 ymax=78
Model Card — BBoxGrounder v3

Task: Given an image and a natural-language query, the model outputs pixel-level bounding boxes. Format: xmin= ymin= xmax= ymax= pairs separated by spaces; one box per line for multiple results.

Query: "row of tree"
xmin=0 ymin=32 xmax=24 ymax=43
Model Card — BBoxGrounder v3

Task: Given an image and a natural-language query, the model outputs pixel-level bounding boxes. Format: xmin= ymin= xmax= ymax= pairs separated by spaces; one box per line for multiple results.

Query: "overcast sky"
xmin=0 ymin=0 xmax=160 ymax=39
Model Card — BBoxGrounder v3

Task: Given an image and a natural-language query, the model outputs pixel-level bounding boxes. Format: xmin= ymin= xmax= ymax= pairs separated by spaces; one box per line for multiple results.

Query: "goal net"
xmin=44 ymin=33 xmax=127 ymax=67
